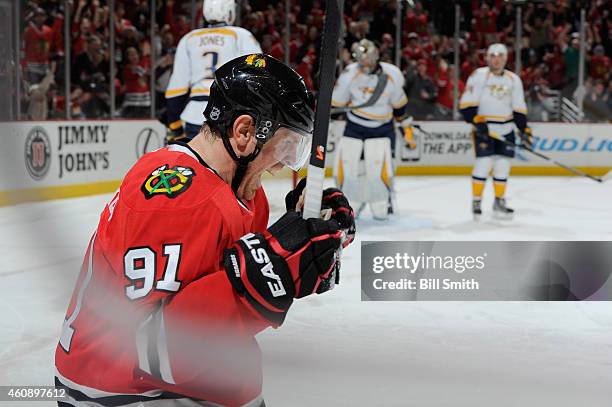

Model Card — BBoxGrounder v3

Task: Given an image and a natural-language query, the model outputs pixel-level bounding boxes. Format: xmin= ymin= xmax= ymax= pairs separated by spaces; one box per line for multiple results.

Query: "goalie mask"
xmin=203 ymin=54 xmax=315 ymax=186
xmin=352 ymin=39 xmax=379 ymax=74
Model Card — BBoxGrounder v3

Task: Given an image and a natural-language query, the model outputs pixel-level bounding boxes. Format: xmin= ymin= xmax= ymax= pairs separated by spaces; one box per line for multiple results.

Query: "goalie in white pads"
xmin=164 ymin=0 xmax=262 ymax=141
xmin=331 ymin=39 xmax=411 ymax=221
xmin=459 ymin=43 xmax=533 ymax=221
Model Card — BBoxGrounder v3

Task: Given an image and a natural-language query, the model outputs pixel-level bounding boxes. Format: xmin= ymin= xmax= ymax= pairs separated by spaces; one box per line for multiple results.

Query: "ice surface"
xmin=1 ymin=176 xmax=611 ymax=406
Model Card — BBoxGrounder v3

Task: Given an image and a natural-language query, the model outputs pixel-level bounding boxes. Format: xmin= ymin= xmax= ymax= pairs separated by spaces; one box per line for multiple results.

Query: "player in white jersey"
xmin=164 ymin=0 xmax=262 ymax=141
xmin=331 ymin=39 xmax=411 ymax=220
xmin=459 ymin=43 xmax=533 ymax=221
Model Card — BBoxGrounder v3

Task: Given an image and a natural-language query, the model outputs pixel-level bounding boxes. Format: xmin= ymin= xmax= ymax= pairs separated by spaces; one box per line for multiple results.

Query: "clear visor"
xmin=261 ymin=127 xmax=312 ymax=171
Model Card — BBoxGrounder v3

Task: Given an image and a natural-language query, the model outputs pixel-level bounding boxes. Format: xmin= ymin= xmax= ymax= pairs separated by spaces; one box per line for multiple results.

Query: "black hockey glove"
xmin=166 ymin=120 xmax=187 ymax=143
xmin=285 ymin=178 xmax=356 ymax=247
xmin=223 ymin=212 xmax=343 ymax=325
xmin=520 ymin=127 xmax=534 ymax=149
xmin=473 ymin=116 xmax=489 ymax=142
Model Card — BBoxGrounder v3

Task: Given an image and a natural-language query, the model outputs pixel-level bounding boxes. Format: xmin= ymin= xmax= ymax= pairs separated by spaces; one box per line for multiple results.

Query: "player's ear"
xmin=231 ymin=115 xmax=256 ymax=151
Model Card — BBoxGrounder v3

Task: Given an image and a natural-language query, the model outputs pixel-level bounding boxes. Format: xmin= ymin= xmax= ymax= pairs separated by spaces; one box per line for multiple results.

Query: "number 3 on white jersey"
xmin=202 ymin=51 xmax=219 ymax=80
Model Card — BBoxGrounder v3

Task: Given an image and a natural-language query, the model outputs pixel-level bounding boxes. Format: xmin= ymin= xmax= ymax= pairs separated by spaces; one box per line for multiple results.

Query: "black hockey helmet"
xmin=203 ymin=54 xmax=315 ymax=146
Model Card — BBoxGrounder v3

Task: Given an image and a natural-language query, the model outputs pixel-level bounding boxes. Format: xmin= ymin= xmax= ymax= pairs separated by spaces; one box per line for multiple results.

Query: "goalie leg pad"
xmin=334 ymin=136 xmax=365 ymax=205
xmin=364 ymin=137 xmax=393 ymax=220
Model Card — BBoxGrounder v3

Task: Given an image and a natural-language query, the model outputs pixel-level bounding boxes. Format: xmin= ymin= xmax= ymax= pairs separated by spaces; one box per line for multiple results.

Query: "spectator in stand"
xmin=72 ymin=17 xmax=93 ymax=58
xmin=496 ymin=2 xmax=515 ymax=37
xmin=379 ymin=33 xmax=394 ymax=63
xmin=121 ymin=46 xmax=151 ymax=118
xmin=436 ymin=59 xmax=464 ymax=119
xmin=521 ymin=49 xmax=540 ymax=90
xmin=543 ymin=45 xmax=565 ymax=90
xmin=114 ymin=2 xmax=134 ymax=34
xmin=461 ymin=50 xmax=481 ymax=82
xmin=72 ymin=34 xmax=110 ymax=118
xmin=296 ymin=25 xmax=320 ymax=67
xmin=524 ymin=12 xmax=553 ymax=58
xmin=295 ymin=45 xmax=316 ymax=92
xmin=309 ymin=0 xmax=325 ymax=28
xmin=49 ymin=8 xmax=65 ymax=60
xmin=402 ymin=32 xmax=423 ymax=63
xmin=72 ymin=0 xmax=108 ymax=37
xmin=405 ymin=59 xmax=437 ymax=120
xmin=269 ymin=27 xmax=301 ymax=63
xmin=584 ymin=79 xmax=611 ymax=122
xmin=405 ymin=1 xmax=428 ymax=38
xmin=527 ymin=72 xmax=557 ymax=122
xmin=560 ymin=34 xmax=581 ymax=97
xmin=164 ymin=0 xmax=190 ymax=46
xmin=590 ymin=45 xmax=610 ymax=81
xmin=120 ymin=25 xmax=142 ymax=57
xmin=24 ymin=8 xmax=52 ymax=85
xmin=473 ymin=3 xmax=498 ymax=48
xmin=26 ymin=66 xmax=56 ymax=120
xmin=426 ymin=49 xmax=440 ymax=78
xmin=154 ymin=28 xmax=175 ymax=114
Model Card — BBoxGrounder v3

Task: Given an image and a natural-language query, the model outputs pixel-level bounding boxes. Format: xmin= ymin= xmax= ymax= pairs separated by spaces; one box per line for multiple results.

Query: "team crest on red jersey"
xmin=141 ymin=165 xmax=195 ymax=199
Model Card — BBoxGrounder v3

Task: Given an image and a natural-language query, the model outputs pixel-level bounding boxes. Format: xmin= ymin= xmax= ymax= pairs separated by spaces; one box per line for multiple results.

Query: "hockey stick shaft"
xmin=414 ymin=125 xmax=605 ymax=183
xmin=487 ymin=131 xmax=603 ymax=183
xmin=302 ymin=0 xmax=342 ymax=219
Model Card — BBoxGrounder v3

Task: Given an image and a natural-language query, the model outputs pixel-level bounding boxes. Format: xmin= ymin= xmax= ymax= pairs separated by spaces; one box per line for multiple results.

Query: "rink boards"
xmin=324 ymin=120 xmax=612 ymax=176
xmin=1 ymin=120 xmax=610 ymax=205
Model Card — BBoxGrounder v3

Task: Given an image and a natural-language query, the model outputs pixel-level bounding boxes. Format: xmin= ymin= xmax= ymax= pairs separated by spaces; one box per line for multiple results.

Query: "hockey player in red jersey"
xmin=55 ymin=54 xmax=356 ymax=407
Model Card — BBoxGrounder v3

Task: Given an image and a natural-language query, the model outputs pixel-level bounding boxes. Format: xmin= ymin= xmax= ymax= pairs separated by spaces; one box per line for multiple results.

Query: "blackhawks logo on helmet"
xmin=141 ymin=165 xmax=195 ymax=199
xmin=245 ymin=54 xmax=266 ymax=68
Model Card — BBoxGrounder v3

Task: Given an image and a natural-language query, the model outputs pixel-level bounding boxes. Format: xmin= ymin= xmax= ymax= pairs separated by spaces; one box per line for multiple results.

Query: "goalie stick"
xmin=413 ymin=124 xmax=611 ymax=183
xmin=302 ymin=0 xmax=342 ymax=219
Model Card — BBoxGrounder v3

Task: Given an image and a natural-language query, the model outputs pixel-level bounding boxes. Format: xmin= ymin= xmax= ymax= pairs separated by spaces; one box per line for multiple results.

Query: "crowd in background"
xmin=17 ymin=0 xmax=611 ymax=122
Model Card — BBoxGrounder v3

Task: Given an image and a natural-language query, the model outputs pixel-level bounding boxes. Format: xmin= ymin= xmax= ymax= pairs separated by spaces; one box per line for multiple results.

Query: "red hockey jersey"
xmin=55 ymin=143 xmax=272 ymax=406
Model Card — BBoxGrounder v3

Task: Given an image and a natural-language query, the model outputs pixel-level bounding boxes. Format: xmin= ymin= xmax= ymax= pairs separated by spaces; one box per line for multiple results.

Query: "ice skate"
xmin=493 ymin=197 xmax=514 ymax=220
xmin=472 ymin=199 xmax=482 ymax=221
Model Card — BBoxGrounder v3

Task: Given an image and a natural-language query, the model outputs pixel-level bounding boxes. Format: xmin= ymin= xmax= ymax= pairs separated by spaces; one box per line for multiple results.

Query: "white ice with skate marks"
xmin=0 ymin=177 xmax=611 ymax=406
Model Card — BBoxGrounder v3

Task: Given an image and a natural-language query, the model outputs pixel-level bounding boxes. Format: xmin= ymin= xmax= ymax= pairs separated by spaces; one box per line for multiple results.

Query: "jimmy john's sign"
xmin=1 ymin=120 xmax=167 ymax=203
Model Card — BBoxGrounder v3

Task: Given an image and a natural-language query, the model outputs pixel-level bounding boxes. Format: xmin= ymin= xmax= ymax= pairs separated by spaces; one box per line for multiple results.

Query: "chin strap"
xmin=221 ymin=136 xmax=261 ymax=192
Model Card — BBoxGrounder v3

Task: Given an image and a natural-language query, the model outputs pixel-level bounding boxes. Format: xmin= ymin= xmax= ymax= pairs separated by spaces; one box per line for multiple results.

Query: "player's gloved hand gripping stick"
xmin=286 ymin=178 xmax=356 ymax=247
xmin=223 ymin=213 xmax=343 ymax=325
xmin=472 ymin=115 xmax=490 ymax=142
xmin=222 ymin=181 xmax=356 ymax=326
xmin=519 ymin=127 xmax=534 ymax=149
